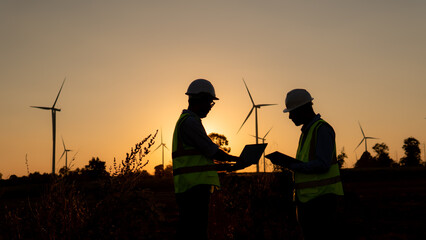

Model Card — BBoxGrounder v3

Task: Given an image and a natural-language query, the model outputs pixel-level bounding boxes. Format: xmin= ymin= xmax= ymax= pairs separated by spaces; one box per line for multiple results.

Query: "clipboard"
xmin=239 ymin=144 xmax=267 ymax=164
xmin=265 ymin=151 xmax=302 ymax=165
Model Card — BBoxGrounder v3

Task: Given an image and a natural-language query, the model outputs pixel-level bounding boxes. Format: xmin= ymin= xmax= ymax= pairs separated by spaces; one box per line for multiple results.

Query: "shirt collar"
xmin=183 ymin=109 xmax=201 ymax=121
xmin=301 ymin=114 xmax=321 ymax=133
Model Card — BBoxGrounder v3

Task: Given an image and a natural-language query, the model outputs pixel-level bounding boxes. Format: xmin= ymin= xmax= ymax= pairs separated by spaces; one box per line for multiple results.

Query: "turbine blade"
xmin=153 ymin=145 xmax=161 ymax=152
xmin=31 ymin=106 xmax=52 ymax=110
xmin=249 ymin=134 xmax=261 ymax=140
xmin=264 ymin=127 xmax=273 ymax=138
xmin=358 ymin=121 xmax=366 ymax=137
xmin=365 ymin=137 xmax=379 ymax=140
xmin=238 ymin=106 xmax=254 ymax=133
xmin=242 ymin=78 xmax=255 ymax=105
xmin=257 ymin=104 xmax=277 ymax=107
xmin=62 ymin=136 xmax=66 ymax=149
xmin=72 ymin=151 xmax=79 ymax=159
xmin=52 ymin=78 xmax=66 ymax=108
xmin=355 ymin=138 xmax=365 ymax=151
xmin=59 ymin=150 xmax=66 ymax=161
xmin=164 ymin=145 xmax=169 ymax=151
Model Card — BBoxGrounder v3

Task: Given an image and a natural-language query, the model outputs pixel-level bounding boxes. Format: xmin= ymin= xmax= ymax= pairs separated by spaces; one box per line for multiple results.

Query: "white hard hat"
xmin=283 ymin=89 xmax=313 ymax=113
xmin=185 ymin=79 xmax=219 ymax=100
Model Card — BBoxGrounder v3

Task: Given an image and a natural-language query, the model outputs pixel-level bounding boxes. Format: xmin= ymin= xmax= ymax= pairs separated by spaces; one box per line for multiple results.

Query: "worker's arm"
xmin=214 ymin=149 xmax=252 ymax=172
xmin=288 ymin=124 xmax=335 ymax=174
xmin=180 ymin=111 xmax=245 ymax=170
xmin=213 ymin=149 xmax=240 ymax=163
xmin=179 ymin=113 xmax=220 ymax=158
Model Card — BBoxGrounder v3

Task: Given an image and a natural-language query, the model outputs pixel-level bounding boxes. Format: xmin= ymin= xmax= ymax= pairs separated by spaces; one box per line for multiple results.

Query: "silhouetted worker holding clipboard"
xmin=172 ymin=79 xmax=253 ymax=240
xmin=267 ymin=89 xmax=344 ymax=240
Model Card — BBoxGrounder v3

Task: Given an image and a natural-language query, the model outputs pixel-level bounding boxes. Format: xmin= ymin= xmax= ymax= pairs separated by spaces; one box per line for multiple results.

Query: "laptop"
xmin=239 ymin=143 xmax=268 ymax=164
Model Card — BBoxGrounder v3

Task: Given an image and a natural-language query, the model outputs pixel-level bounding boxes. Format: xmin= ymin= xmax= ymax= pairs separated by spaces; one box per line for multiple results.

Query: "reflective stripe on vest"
xmin=295 ymin=175 xmax=341 ymax=189
xmin=295 ymin=119 xmax=344 ymax=202
xmin=173 ymin=165 xmax=217 ymax=176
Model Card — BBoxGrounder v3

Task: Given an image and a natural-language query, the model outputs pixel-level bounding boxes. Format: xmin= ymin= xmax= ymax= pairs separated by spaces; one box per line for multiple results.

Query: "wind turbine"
xmin=250 ymin=127 xmax=272 ymax=173
xmin=30 ymin=78 xmax=65 ymax=174
xmin=59 ymin=136 xmax=72 ymax=169
xmin=355 ymin=121 xmax=379 ymax=153
xmin=153 ymin=129 xmax=169 ymax=168
xmin=238 ymin=78 xmax=276 ymax=172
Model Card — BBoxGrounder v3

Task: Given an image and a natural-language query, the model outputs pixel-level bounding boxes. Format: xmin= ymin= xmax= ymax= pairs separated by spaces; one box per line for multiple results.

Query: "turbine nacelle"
xmin=249 ymin=127 xmax=272 ymax=142
xmin=355 ymin=121 xmax=379 ymax=152
xmin=30 ymin=106 xmax=62 ymax=112
xmin=255 ymin=104 xmax=277 ymax=108
xmin=59 ymin=136 xmax=73 ymax=170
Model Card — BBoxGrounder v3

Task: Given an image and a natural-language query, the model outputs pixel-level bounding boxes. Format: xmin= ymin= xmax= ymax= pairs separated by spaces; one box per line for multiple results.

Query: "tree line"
xmin=338 ymin=137 xmax=424 ymax=168
xmin=0 ymin=134 xmax=423 ymax=181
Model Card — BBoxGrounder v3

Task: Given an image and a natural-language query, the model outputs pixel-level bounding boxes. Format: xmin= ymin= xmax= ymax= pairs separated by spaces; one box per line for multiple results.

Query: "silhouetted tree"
xmin=0 ymin=172 xmax=2 ymax=180
xmin=354 ymin=151 xmax=376 ymax=168
xmin=82 ymin=157 xmax=109 ymax=178
xmin=400 ymin=137 xmax=422 ymax=167
xmin=154 ymin=164 xmax=165 ymax=177
xmin=337 ymin=148 xmax=347 ymax=168
xmin=155 ymin=164 xmax=173 ymax=178
xmin=58 ymin=166 xmax=71 ymax=176
xmin=164 ymin=164 xmax=173 ymax=178
xmin=208 ymin=133 xmax=231 ymax=153
xmin=372 ymin=143 xmax=395 ymax=167
xmin=28 ymin=172 xmax=49 ymax=183
xmin=140 ymin=170 xmax=151 ymax=178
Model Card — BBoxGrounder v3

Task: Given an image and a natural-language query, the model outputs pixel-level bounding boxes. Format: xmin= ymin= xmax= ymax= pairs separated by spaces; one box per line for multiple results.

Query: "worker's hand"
xmin=268 ymin=155 xmax=293 ymax=168
xmin=213 ymin=150 xmax=241 ymax=163
xmin=269 ymin=159 xmax=297 ymax=171
xmin=215 ymin=163 xmax=240 ymax=172
xmin=269 ymin=157 xmax=285 ymax=167
xmin=226 ymin=160 xmax=252 ymax=172
xmin=227 ymin=155 xmax=241 ymax=163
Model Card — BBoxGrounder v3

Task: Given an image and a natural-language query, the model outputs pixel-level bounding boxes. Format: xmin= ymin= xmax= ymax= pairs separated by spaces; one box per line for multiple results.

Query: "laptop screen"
xmin=239 ymin=143 xmax=267 ymax=164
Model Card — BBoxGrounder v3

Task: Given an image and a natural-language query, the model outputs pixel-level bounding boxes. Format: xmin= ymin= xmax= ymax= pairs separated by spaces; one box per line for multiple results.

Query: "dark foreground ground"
xmin=1 ymin=168 xmax=425 ymax=240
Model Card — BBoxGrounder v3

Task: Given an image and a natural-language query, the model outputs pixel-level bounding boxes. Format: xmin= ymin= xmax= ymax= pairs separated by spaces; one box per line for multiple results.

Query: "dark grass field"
xmin=339 ymin=168 xmax=426 ymax=240
xmin=1 ymin=168 xmax=425 ymax=240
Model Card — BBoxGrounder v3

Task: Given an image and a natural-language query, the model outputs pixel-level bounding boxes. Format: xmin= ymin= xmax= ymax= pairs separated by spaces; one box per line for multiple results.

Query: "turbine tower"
xmin=250 ymin=127 xmax=272 ymax=173
xmin=153 ymin=129 xmax=169 ymax=168
xmin=355 ymin=121 xmax=379 ymax=153
xmin=238 ymin=78 xmax=276 ymax=172
xmin=59 ymin=136 xmax=72 ymax=169
xmin=30 ymin=78 xmax=65 ymax=174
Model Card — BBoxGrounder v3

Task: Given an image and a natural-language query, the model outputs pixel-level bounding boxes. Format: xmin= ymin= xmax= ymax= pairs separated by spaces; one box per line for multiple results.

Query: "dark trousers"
xmin=175 ymin=185 xmax=211 ymax=240
xmin=297 ymin=194 xmax=339 ymax=240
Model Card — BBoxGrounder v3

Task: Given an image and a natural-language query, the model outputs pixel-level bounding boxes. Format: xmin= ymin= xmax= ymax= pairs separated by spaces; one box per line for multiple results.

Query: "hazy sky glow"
xmin=1 ymin=1 xmax=425 ymax=177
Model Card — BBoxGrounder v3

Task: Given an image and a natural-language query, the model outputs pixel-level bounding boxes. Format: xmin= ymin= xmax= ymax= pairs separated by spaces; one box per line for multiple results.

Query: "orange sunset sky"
xmin=1 ymin=1 xmax=425 ymax=178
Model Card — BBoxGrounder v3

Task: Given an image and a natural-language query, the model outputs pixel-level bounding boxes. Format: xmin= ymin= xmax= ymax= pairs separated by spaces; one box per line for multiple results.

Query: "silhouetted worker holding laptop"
xmin=172 ymin=79 xmax=254 ymax=240
xmin=268 ymin=89 xmax=344 ymax=240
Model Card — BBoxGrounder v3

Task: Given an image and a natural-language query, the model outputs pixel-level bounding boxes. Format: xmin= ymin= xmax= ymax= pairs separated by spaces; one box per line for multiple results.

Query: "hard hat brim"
xmin=186 ymin=92 xmax=219 ymax=100
xmin=283 ymin=98 xmax=313 ymax=113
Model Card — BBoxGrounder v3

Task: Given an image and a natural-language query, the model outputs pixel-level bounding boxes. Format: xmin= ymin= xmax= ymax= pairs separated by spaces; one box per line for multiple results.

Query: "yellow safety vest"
xmin=172 ymin=113 xmax=220 ymax=193
xmin=295 ymin=119 xmax=344 ymax=203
